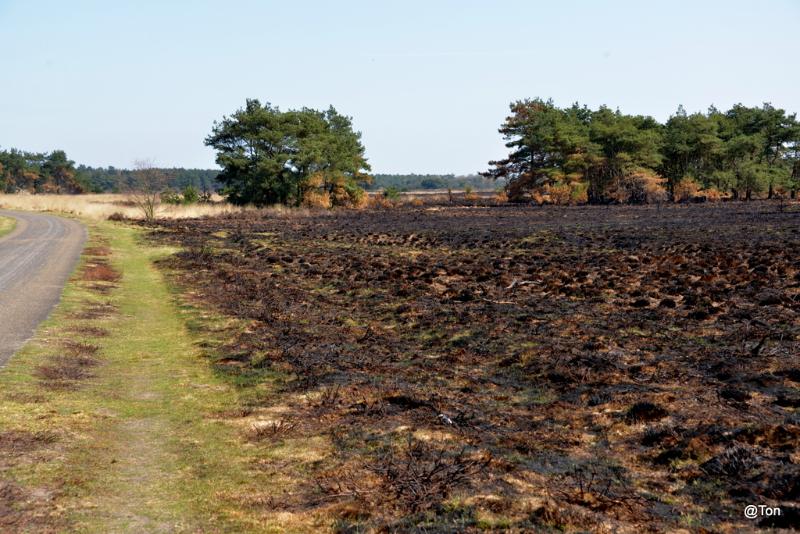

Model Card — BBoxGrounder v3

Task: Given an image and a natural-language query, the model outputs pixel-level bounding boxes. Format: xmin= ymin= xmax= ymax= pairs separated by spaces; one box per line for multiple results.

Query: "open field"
xmin=0 ymin=192 xmax=508 ymax=220
xmin=147 ymin=201 xmax=800 ymax=532
xmin=0 ymin=194 xmax=248 ymax=220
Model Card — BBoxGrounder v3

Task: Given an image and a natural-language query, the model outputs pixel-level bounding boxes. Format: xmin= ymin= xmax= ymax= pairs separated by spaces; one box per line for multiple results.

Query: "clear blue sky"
xmin=1 ymin=0 xmax=798 ymax=174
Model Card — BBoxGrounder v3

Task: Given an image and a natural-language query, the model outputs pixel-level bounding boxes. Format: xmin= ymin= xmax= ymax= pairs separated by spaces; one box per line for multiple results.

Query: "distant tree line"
xmin=484 ymin=99 xmax=800 ymax=203
xmin=75 ymin=166 xmax=221 ymax=193
xmin=366 ymin=174 xmax=500 ymax=191
xmin=0 ymin=147 xmax=221 ymax=194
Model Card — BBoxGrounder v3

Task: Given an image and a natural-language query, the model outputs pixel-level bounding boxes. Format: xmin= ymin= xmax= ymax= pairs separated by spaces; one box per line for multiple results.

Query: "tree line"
xmin=76 ymin=166 xmax=221 ymax=193
xmin=367 ymin=174 xmax=499 ymax=192
xmin=0 ymin=149 xmax=85 ymax=193
xmin=0 ymin=147 xmax=221 ymax=194
xmin=483 ymin=99 xmax=800 ymax=204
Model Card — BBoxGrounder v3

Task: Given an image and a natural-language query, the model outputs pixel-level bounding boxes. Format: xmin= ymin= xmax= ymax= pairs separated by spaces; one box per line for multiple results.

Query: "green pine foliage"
xmin=0 ymin=149 xmax=86 ymax=193
xmin=205 ymin=99 xmax=371 ymax=207
xmin=0 ymin=156 xmax=223 ymax=195
xmin=366 ymin=174 xmax=498 ymax=191
xmin=75 ymin=166 xmax=221 ymax=194
xmin=485 ymin=99 xmax=800 ymax=203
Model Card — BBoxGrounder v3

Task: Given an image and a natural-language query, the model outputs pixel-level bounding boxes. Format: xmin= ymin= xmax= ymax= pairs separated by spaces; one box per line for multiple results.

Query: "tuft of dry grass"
xmin=34 ymin=355 xmax=99 ymax=387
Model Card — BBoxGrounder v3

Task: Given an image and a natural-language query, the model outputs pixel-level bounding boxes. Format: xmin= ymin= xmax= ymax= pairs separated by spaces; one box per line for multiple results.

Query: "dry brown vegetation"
xmin=149 ymin=201 xmax=800 ymax=531
xmin=0 ymin=193 xmax=248 ymax=220
xmin=33 ymin=247 xmax=119 ymax=391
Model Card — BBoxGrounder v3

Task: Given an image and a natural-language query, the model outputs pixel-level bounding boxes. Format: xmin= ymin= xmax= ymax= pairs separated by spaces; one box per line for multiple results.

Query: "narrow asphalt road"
xmin=0 ymin=210 xmax=86 ymax=366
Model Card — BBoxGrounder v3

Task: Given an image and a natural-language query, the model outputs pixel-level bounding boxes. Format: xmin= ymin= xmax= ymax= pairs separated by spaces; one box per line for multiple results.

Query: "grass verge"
xmin=0 ymin=215 xmax=17 ymax=238
xmin=0 ymin=220 xmax=300 ymax=532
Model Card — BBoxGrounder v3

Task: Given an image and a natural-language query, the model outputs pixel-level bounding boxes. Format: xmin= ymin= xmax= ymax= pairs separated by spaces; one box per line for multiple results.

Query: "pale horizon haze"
xmin=1 ymin=0 xmax=798 ymax=174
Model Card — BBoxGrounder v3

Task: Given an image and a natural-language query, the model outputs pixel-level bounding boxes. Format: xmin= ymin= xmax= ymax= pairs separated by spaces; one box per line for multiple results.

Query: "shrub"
xmin=160 ymin=190 xmax=183 ymax=205
xmin=641 ymin=173 xmax=669 ymax=204
xmin=301 ymin=189 xmax=332 ymax=209
xmin=349 ymin=187 xmax=370 ymax=209
xmin=463 ymin=185 xmax=478 ymax=201
xmin=773 ymin=185 xmax=791 ymax=200
xmin=570 ymin=182 xmax=589 ymax=204
xmin=546 ymin=183 xmax=572 ymax=205
xmin=321 ymin=180 xmax=371 ymax=208
xmin=607 ymin=170 xmax=667 ymax=204
xmin=673 ymin=176 xmax=701 ymax=202
xmin=701 ymin=187 xmax=724 ymax=202
xmin=182 ymin=185 xmax=200 ymax=204
xmin=370 ymin=195 xmax=396 ymax=209
xmin=383 ymin=186 xmax=401 ymax=201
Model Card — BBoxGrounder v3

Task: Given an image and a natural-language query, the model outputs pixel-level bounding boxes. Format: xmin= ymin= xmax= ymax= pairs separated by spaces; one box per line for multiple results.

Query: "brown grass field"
xmin=145 ymin=200 xmax=800 ymax=532
xmin=0 ymin=193 xmax=246 ymax=220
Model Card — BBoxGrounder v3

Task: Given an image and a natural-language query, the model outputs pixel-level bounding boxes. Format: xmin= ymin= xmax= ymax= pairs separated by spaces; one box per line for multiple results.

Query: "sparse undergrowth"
xmin=148 ymin=201 xmax=800 ymax=532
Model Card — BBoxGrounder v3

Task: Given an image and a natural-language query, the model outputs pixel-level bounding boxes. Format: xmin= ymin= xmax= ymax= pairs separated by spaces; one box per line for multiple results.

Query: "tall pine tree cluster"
xmin=484 ymin=99 xmax=800 ymax=203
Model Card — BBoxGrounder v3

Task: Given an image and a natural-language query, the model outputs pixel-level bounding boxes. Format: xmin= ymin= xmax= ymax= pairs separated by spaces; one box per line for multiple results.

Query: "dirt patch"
xmin=0 ymin=430 xmax=58 ymax=458
xmin=82 ymin=259 xmax=121 ymax=284
xmin=0 ymin=480 xmax=63 ymax=533
xmin=83 ymin=245 xmax=112 ymax=257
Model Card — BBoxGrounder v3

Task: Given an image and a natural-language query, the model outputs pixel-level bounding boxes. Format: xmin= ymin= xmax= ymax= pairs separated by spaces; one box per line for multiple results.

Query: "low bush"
xmin=674 ymin=176 xmax=701 ymax=202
